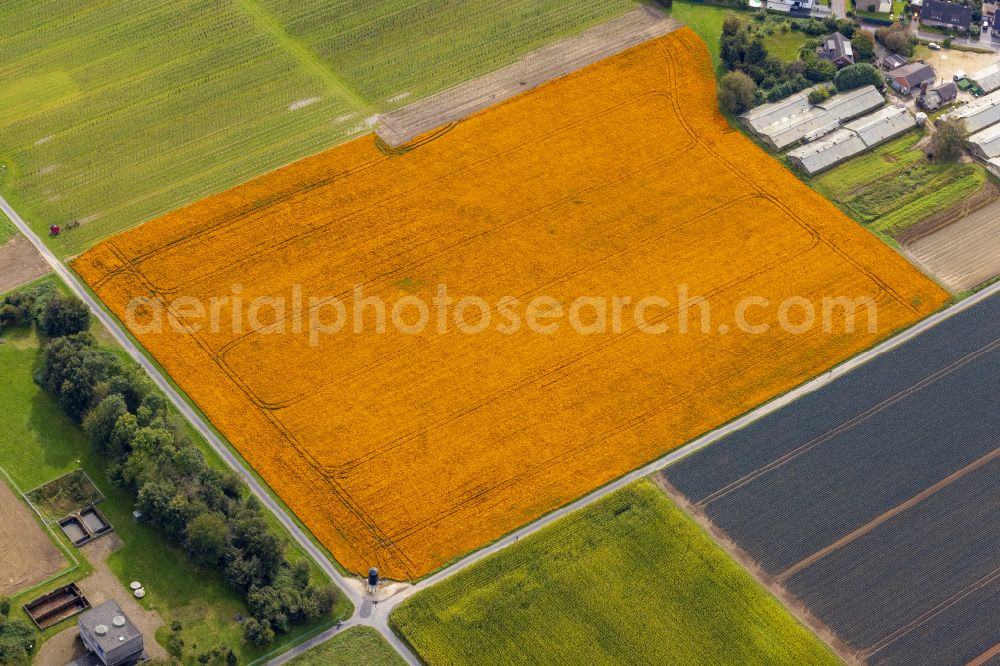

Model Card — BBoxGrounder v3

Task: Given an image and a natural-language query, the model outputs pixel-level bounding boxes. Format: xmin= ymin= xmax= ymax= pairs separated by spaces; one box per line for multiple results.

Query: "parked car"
xmin=928 ymin=42 xmax=942 ymax=50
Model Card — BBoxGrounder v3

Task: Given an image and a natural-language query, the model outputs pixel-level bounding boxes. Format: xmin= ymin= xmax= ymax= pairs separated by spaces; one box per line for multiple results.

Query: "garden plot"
xmin=0 ymin=477 xmax=65 ymax=596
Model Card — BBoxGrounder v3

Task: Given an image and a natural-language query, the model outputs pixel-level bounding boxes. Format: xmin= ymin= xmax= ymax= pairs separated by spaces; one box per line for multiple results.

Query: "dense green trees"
xmin=718 ymin=71 xmax=757 ymax=113
xmin=37 ymin=295 xmax=90 ymax=337
xmin=834 ymin=63 xmax=884 ymax=91
xmin=875 ymin=23 xmax=917 ymax=57
xmin=931 ymin=117 xmax=969 ymax=162
xmin=20 ymin=288 xmax=341 ymax=648
xmin=0 ymin=619 xmax=33 ymax=666
xmin=851 ymin=31 xmax=876 ymax=62
xmin=35 ymin=332 xmax=119 ymax=421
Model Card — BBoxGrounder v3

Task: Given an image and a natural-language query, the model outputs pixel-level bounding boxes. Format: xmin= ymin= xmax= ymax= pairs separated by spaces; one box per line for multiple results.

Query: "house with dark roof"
xmin=918 ymin=81 xmax=959 ymax=110
xmin=817 ymin=32 xmax=854 ymax=67
xmin=890 ymin=62 xmax=936 ymax=95
xmin=920 ymin=0 xmax=973 ymax=31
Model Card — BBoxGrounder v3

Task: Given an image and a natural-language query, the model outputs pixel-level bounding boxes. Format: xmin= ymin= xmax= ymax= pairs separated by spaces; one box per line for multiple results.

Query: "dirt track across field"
xmin=903 ymin=197 xmax=1000 ymax=291
xmin=0 ymin=234 xmax=49 ymax=294
xmin=375 ymin=5 xmax=681 ymax=146
xmin=0 ymin=478 xmax=65 ymax=596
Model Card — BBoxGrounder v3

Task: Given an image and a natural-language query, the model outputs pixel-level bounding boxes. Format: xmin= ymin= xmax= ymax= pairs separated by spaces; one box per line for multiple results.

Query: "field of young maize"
xmin=0 ymin=0 xmax=633 ymax=256
xmin=74 ymin=29 xmax=947 ymax=579
xmin=390 ymin=481 xmax=840 ymax=665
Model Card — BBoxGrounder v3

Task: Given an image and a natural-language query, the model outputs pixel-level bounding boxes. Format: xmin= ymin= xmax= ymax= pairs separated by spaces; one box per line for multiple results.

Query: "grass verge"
xmin=285 ymin=627 xmax=405 ymax=666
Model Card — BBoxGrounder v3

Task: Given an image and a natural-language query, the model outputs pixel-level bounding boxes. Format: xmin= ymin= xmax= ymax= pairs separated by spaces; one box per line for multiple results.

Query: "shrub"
xmin=835 ymin=63 xmax=884 ymax=91
xmin=36 ymin=295 xmax=90 ymax=338
xmin=166 ymin=633 xmax=184 ymax=659
xmin=718 ymin=71 xmax=757 ymax=113
xmin=930 ymin=117 xmax=969 ymax=162
xmin=0 ymin=619 xmax=34 ymax=666
xmin=242 ymin=617 xmax=274 ymax=647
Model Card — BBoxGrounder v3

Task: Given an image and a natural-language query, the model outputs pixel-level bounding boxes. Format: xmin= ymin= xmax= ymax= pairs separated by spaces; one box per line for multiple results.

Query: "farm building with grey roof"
xmin=971 ymin=63 xmax=1000 ymax=94
xmin=741 ymin=85 xmax=884 ymax=150
xmin=942 ymin=89 xmax=1000 ymax=133
xmin=787 ymin=106 xmax=915 ymax=175
xmin=967 ymin=123 xmax=1000 ymax=160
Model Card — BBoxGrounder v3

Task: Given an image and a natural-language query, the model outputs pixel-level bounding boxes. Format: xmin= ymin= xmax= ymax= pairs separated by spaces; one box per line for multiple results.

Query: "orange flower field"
xmin=74 ymin=28 xmax=948 ymax=579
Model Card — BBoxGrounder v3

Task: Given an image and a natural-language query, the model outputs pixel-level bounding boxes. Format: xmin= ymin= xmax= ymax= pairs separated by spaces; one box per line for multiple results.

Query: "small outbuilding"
xmin=77 ymin=600 xmax=144 ymax=666
xmin=883 ymin=53 xmax=909 ymax=71
xmin=967 ymin=122 xmax=1000 ymax=159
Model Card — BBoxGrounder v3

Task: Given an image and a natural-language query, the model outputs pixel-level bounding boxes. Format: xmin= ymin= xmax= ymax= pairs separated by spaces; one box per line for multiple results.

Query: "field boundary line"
xmin=233 ymin=0 xmax=374 ymax=116
xmin=777 ymin=443 xmax=1000 ymax=582
xmin=700 ymin=334 xmax=1000 ymax=507
xmin=374 ymin=280 xmax=1000 ymax=617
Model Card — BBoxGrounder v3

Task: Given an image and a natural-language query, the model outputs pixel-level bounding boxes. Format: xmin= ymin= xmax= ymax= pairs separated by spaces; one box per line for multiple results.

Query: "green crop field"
xmin=0 ymin=276 xmax=349 ymax=664
xmin=287 ymin=627 xmax=406 ymax=666
xmin=0 ymin=0 xmax=633 ymax=257
xmin=390 ymin=481 xmax=838 ymax=666
xmin=811 ymin=131 xmax=989 ymax=236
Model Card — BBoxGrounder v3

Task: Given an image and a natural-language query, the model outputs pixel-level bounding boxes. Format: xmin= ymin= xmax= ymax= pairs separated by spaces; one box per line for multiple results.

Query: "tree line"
xmin=717 ymin=14 xmax=882 ymax=114
xmin=0 ymin=283 xmax=341 ymax=657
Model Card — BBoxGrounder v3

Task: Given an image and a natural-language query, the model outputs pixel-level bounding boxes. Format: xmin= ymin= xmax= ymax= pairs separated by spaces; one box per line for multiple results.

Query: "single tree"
xmin=851 ymin=31 xmax=876 ymax=61
xmin=834 ymin=63 xmax=884 ymax=91
xmin=930 ymin=117 xmax=969 ymax=162
xmin=185 ymin=512 xmax=230 ymax=567
xmin=718 ymin=71 xmax=757 ymax=113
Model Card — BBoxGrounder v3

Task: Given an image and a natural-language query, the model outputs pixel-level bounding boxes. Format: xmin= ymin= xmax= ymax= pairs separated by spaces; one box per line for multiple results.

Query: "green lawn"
xmin=391 ymin=480 xmax=839 ymax=666
xmin=0 ymin=276 xmax=350 ymax=664
xmin=0 ymin=0 xmax=633 ymax=258
xmin=763 ymin=28 xmax=808 ymax=61
xmin=287 ymin=627 xmax=406 ymax=666
xmin=810 ymin=130 xmax=989 ymax=236
xmin=668 ymin=2 xmax=737 ymax=71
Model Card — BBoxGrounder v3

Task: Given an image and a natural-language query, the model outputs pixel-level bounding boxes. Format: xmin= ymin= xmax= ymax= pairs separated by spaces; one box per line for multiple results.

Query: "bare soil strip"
xmin=903 ymin=196 xmax=1000 ymax=292
xmin=375 ymin=6 xmax=681 ymax=147
xmin=0 ymin=479 xmax=65 ymax=596
xmin=966 ymin=640 xmax=1000 ymax=666
xmin=0 ymin=234 xmax=49 ymax=294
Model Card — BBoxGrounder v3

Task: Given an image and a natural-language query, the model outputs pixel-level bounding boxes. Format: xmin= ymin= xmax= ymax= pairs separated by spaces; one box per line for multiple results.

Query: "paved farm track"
xmin=904 ymin=198 xmax=1000 ymax=292
xmin=663 ymin=292 xmax=1000 ymax=665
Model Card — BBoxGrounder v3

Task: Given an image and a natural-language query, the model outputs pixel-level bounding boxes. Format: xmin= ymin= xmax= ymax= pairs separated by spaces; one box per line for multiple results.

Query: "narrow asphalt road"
xmin=6 ymin=194 xmax=1000 ymax=666
xmin=0 ymin=195 xmax=419 ymax=664
xmin=831 ymin=0 xmax=847 ymax=20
